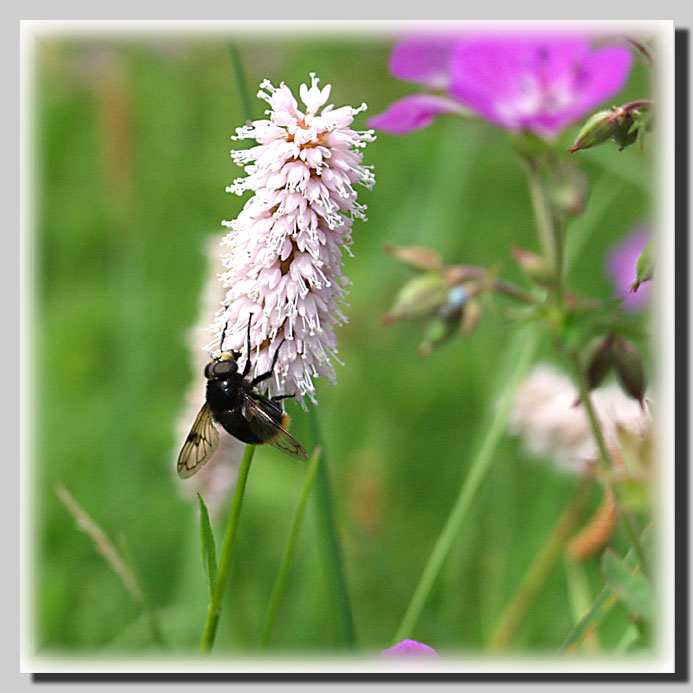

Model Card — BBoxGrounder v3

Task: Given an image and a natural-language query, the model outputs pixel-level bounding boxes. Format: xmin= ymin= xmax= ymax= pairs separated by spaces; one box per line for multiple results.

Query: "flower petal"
xmin=367 ymin=94 xmax=462 ymax=134
xmin=570 ymin=45 xmax=633 ymax=114
xmin=447 ymin=35 xmax=632 ymax=137
xmin=381 ymin=639 xmax=438 ymax=656
xmin=389 ymin=36 xmax=457 ymax=89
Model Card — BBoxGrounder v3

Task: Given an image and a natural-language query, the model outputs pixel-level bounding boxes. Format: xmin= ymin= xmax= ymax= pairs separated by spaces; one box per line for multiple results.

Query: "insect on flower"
xmin=177 ymin=316 xmax=308 ymax=479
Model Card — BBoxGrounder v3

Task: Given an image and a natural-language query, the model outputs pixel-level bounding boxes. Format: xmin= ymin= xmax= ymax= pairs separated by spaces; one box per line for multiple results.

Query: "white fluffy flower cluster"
xmin=208 ymin=74 xmax=375 ymax=404
xmin=508 ymin=364 xmax=651 ymax=474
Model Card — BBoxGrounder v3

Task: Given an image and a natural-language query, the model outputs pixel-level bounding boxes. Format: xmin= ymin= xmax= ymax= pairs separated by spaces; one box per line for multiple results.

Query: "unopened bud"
xmin=584 ymin=335 xmax=616 ymax=391
xmin=418 ymin=316 xmax=458 ymax=356
xmin=512 ymin=246 xmax=553 ymax=286
xmin=383 ymin=272 xmax=448 ymax=324
xmin=382 ymin=244 xmax=442 ymax=271
xmin=630 ymin=240 xmax=653 ymax=293
xmin=612 ymin=112 xmax=638 ymax=151
xmin=568 ymin=110 xmax=618 ymax=153
xmin=612 ymin=337 xmax=646 ymax=406
xmin=461 ymin=297 xmax=482 ymax=335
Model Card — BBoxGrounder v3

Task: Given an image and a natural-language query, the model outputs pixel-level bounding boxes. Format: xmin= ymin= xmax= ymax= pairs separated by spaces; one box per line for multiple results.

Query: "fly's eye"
xmin=212 ymin=359 xmax=237 ymax=378
xmin=204 ymin=362 xmax=215 ymax=379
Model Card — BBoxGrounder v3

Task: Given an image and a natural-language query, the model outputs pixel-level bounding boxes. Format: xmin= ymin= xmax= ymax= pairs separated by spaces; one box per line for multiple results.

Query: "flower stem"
xmin=307 ymin=408 xmax=356 ymax=647
xmin=393 ymin=327 xmax=540 ymax=644
xmin=260 ymin=447 xmax=322 ymax=648
xmin=523 ymin=159 xmax=564 ymax=303
xmin=199 ymin=444 xmax=256 ymax=653
xmin=487 ymin=478 xmax=589 ymax=651
xmin=228 ymin=44 xmax=255 ymax=123
xmin=569 ymin=350 xmax=651 ymax=576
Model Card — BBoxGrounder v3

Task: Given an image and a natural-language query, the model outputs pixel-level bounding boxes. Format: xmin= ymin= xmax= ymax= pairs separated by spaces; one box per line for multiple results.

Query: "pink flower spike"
xmin=367 ymin=94 xmax=463 ymax=134
xmin=381 ymin=639 xmax=438 ymax=656
xmin=209 ymin=75 xmax=375 ymax=405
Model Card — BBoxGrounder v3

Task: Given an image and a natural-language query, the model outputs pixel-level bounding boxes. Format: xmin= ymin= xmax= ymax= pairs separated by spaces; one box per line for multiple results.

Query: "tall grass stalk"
xmin=393 ymin=326 xmax=540 ymax=643
xmin=199 ymin=444 xmax=256 ymax=652
xmin=308 ymin=408 xmax=356 ymax=647
xmin=260 ymin=447 xmax=322 ymax=648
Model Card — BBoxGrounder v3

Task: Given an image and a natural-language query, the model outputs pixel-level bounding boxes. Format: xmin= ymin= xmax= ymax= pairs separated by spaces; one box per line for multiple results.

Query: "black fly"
xmin=177 ymin=316 xmax=308 ymax=479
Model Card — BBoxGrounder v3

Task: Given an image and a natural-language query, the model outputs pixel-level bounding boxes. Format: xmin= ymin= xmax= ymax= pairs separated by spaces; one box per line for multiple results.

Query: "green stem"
xmin=569 ymin=351 xmax=650 ymax=577
xmin=393 ymin=327 xmax=540 ymax=644
xmin=523 ymin=159 xmax=563 ymax=303
xmin=199 ymin=444 xmax=256 ymax=653
xmin=260 ymin=447 xmax=322 ymax=648
xmin=487 ymin=479 xmax=588 ymax=650
xmin=307 ymin=408 xmax=356 ymax=647
xmin=228 ymin=44 xmax=255 ymax=123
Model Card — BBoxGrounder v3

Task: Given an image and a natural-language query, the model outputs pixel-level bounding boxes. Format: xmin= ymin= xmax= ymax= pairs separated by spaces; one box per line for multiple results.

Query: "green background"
xmin=32 ymin=32 xmax=653 ymax=655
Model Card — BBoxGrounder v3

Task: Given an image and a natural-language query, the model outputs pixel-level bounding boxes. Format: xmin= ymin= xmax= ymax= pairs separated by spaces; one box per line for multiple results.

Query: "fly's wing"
xmin=177 ymin=402 xmax=220 ymax=479
xmin=241 ymin=394 xmax=308 ymax=461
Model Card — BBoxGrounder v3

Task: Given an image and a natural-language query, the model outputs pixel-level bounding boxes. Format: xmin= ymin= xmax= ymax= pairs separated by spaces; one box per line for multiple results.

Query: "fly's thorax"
xmin=206 ymin=376 xmax=243 ymax=416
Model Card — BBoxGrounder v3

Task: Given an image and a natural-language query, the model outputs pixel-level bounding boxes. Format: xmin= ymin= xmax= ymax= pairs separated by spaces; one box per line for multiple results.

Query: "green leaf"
xmin=198 ymin=493 xmax=217 ymax=600
xmin=601 ymin=549 xmax=652 ymax=621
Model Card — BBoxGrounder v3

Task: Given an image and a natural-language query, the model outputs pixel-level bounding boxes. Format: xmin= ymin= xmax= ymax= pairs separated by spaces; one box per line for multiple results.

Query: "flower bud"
xmin=382 ymin=244 xmax=442 ymax=271
xmin=383 ymin=272 xmax=448 ymax=324
xmin=417 ymin=315 xmax=458 ymax=356
xmin=584 ymin=335 xmax=616 ymax=391
xmin=568 ymin=110 xmax=618 ymax=153
xmin=460 ymin=297 xmax=482 ymax=335
xmin=612 ymin=336 xmax=646 ymax=406
xmin=611 ymin=112 xmax=638 ymax=151
xmin=512 ymin=246 xmax=554 ymax=286
xmin=630 ymin=240 xmax=653 ymax=293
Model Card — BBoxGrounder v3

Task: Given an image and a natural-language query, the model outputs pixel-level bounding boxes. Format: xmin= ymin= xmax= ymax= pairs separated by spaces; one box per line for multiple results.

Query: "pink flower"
xmin=381 ymin=639 xmax=438 ymax=656
xmin=208 ymin=75 xmax=375 ymax=405
xmin=606 ymin=227 xmax=651 ymax=312
xmin=369 ymin=34 xmax=632 ymax=138
xmin=508 ymin=364 xmax=652 ymax=474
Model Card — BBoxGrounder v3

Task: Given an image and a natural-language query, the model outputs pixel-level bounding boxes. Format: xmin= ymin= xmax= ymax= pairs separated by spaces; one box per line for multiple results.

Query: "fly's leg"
xmin=242 ymin=314 xmax=253 ymax=377
xmin=251 ymin=338 xmax=286 ymax=386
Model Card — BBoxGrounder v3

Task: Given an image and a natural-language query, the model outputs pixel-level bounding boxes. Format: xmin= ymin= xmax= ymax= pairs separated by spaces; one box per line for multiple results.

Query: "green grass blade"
xmin=560 ymin=585 xmax=613 ymax=651
xmin=199 ymin=444 xmax=256 ymax=653
xmin=260 ymin=447 xmax=322 ymax=648
xmin=393 ymin=326 xmax=540 ymax=644
xmin=308 ymin=409 xmax=356 ymax=647
xmin=197 ymin=493 xmax=218 ymax=600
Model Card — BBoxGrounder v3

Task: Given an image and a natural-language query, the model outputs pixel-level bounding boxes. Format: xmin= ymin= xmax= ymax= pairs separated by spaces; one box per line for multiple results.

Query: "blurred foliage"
xmin=32 ymin=32 xmax=653 ymax=656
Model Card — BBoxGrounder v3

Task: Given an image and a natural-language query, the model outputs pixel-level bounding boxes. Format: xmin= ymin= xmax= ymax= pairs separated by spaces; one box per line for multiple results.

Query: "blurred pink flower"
xmin=369 ymin=34 xmax=632 ymax=138
xmin=381 ymin=639 xmax=438 ymax=656
xmin=606 ymin=227 xmax=651 ymax=312
xmin=508 ymin=363 xmax=652 ymax=474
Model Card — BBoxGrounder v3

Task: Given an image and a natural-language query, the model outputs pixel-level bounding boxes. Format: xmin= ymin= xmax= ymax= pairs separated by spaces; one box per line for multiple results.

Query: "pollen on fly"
xmin=177 ymin=315 xmax=308 ymax=479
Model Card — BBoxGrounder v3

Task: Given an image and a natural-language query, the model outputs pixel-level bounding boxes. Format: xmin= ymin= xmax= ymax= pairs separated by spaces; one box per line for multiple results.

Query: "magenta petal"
xmin=571 ymin=46 xmax=633 ymax=114
xmin=389 ymin=37 xmax=457 ymax=89
xmin=367 ymin=94 xmax=462 ymax=134
xmin=381 ymin=639 xmax=438 ymax=656
xmin=447 ymin=35 xmax=633 ymax=136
